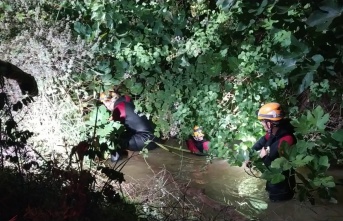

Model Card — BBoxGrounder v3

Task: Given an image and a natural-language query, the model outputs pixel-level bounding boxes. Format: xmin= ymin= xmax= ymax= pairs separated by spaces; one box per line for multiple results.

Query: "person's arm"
xmin=252 ymin=135 xmax=268 ymax=151
xmin=246 ymin=135 xmax=268 ymax=167
xmin=261 ymin=148 xmax=274 ymax=167
xmin=202 ymin=141 xmax=210 ymax=152
xmin=262 ymin=135 xmax=294 ymax=167
xmin=112 ymin=102 xmax=126 ymax=122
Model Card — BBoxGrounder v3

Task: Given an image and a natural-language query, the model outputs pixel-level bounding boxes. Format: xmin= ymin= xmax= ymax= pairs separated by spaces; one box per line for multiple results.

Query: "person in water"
xmin=247 ymin=102 xmax=297 ymax=201
xmin=99 ymin=89 xmax=158 ymax=161
xmin=186 ymin=126 xmax=210 ymax=156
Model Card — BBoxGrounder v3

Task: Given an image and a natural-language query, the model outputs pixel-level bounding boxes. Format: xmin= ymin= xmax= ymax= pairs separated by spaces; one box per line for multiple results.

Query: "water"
xmin=118 ymin=139 xmax=343 ymax=221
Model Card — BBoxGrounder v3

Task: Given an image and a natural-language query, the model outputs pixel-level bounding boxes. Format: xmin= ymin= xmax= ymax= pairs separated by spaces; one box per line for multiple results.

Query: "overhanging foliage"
xmin=1 ymin=0 xmax=342 ymax=204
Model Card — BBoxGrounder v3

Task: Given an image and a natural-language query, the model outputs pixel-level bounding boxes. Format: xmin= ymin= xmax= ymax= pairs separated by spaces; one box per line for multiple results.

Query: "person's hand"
xmin=259 ymin=147 xmax=267 ymax=158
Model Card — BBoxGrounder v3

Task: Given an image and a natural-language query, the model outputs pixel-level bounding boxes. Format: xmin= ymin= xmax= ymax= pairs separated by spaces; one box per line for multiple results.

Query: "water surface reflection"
xmin=119 ymin=140 xmax=343 ymax=221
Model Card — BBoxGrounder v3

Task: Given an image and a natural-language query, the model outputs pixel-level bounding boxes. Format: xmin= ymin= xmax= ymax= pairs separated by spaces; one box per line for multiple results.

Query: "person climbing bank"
xmin=247 ymin=102 xmax=297 ymax=201
xmin=99 ymin=89 xmax=157 ymax=161
xmin=186 ymin=126 xmax=210 ymax=156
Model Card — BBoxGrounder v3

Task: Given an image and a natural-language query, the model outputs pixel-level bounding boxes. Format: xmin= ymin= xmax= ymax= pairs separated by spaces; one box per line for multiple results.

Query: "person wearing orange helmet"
xmin=99 ymin=89 xmax=157 ymax=162
xmin=186 ymin=126 xmax=210 ymax=156
xmin=249 ymin=102 xmax=296 ymax=202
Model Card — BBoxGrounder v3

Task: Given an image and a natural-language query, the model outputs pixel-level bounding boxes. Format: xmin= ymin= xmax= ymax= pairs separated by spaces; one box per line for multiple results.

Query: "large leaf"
xmin=271 ymin=173 xmax=285 ymax=184
xmin=306 ymin=0 xmax=343 ymax=31
xmin=255 ymin=0 xmax=268 ymax=16
xmin=125 ymin=80 xmax=143 ymax=95
xmin=271 ymin=56 xmax=297 ymax=74
xmin=318 ymin=155 xmax=330 ymax=168
xmin=290 ymin=35 xmax=310 ymax=55
xmin=294 ymin=140 xmax=316 ymax=155
xmin=227 ymin=56 xmax=240 ymax=71
xmin=332 ymin=129 xmax=343 ymax=142
xmin=312 ymin=54 xmax=324 ymax=64
xmin=216 ymin=0 xmax=236 ymax=11
xmin=313 ymin=106 xmax=330 ymax=130
xmin=291 ymin=155 xmax=314 ymax=167
xmin=271 ymin=157 xmax=292 ymax=171
xmin=313 ymin=176 xmax=336 ymax=188
xmin=298 ymin=72 xmax=313 ymax=95
xmin=86 ymin=106 xmax=110 ymax=126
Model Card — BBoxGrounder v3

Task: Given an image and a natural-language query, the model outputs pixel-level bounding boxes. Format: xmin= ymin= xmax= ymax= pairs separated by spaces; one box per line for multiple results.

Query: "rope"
xmin=154 ymin=142 xmax=207 ymax=161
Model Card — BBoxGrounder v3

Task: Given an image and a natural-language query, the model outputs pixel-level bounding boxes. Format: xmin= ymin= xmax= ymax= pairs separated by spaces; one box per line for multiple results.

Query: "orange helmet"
xmin=193 ymin=125 xmax=204 ymax=139
xmin=257 ymin=102 xmax=284 ymax=121
xmin=99 ymin=90 xmax=119 ymax=103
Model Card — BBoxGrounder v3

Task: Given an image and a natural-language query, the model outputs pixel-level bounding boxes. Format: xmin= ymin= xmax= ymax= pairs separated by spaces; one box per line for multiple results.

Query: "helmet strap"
xmin=266 ymin=120 xmax=273 ymax=135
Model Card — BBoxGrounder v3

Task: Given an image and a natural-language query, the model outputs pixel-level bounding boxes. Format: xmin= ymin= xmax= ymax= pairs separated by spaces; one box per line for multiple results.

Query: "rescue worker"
xmin=248 ymin=102 xmax=296 ymax=201
xmin=186 ymin=126 xmax=210 ymax=156
xmin=99 ymin=89 xmax=157 ymax=161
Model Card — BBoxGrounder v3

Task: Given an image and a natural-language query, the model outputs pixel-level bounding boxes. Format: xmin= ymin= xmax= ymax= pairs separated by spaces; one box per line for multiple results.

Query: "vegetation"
xmin=0 ymin=0 xmax=343 ymax=220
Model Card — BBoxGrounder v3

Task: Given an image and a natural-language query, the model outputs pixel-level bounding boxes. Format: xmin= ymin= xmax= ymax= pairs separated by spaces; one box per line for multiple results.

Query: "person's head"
xmin=99 ymin=90 xmax=120 ymax=111
xmin=193 ymin=125 xmax=204 ymax=141
xmin=257 ymin=102 xmax=284 ymax=134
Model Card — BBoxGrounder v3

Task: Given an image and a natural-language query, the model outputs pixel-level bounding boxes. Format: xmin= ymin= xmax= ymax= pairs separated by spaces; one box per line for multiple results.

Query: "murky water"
xmin=119 ymin=139 xmax=343 ymax=221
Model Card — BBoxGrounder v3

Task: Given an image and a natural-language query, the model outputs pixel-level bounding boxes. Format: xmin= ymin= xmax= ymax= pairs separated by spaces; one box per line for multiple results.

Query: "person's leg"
xmin=144 ymin=134 xmax=158 ymax=150
xmin=110 ymin=132 xmax=130 ymax=162
xmin=128 ymin=135 xmax=140 ymax=151
xmin=267 ymin=179 xmax=294 ymax=202
xmin=127 ymin=132 xmax=157 ymax=151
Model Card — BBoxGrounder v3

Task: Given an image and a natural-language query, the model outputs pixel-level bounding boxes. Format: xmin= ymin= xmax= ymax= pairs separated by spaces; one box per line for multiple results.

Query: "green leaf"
xmin=271 ymin=173 xmax=285 ymax=184
xmin=332 ymin=129 xmax=343 ymax=142
xmin=126 ymin=80 xmax=143 ymax=95
xmin=296 ymin=141 xmax=316 ymax=154
xmin=316 ymin=113 xmax=329 ymax=130
xmin=306 ymin=0 xmax=343 ymax=31
xmin=255 ymin=0 xmax=268 ymax=15
xmin=271 ymin=157 xmax=292 ymax=171
xmin=324 ymin=181 xmax=336 ymax=188
xmin=97 ymin=125 xmax=114 ymax=137
xmin=303 ymin=155 xmax=314 ymax=163
xmin=291 ymin=35 xmax=310 ymax=55
xmin=216 ymin=0 xmax=236 ymax=11
xmin=312 ymin=106 xmax=330 ymax=130
xmin=180 ymin=56 xmax=190 ymax=67
xmin=298 ymin=72 xmax=313 ymax=95
xmin=271 ymin=157 xmax=283 ymax=169
xmin=313 ymin=176 xmax=336 ymax=188
xmin=227 ymin=56 xmax=239 ymax=71
xmin=318 ymin=156 xmax=329 ymax=168
xmin=74 ymin=21 xmax=86 ymax=35
xmin=220 ymin=48 xmax=228 ymax=57
xmin=312 ymin=54 xmax=324 ymax=63
xmin=271 ymin=55 xmax=297 ymax=74
xmin=292 ymin=155 xmax=314 ymax=167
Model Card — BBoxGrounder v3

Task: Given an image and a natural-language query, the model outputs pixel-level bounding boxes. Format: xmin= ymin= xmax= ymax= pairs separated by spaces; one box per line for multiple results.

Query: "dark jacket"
xmin=111 ymin=95 xmax=157 ymax=151
xmin=112 ymin=95 xmax=154 ymax=134
xmin=252 ymin=119 xmax=296 ymax=167
xmin=252 ymin=119 xmax=297 ymax=201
